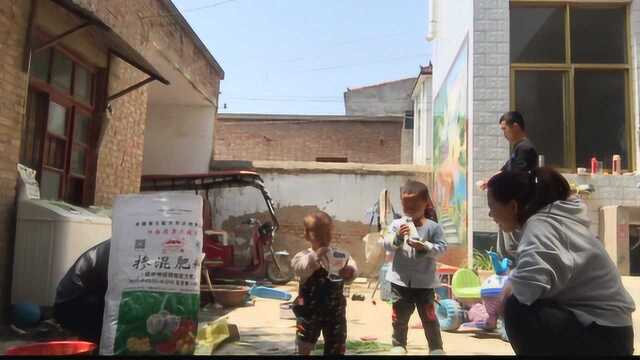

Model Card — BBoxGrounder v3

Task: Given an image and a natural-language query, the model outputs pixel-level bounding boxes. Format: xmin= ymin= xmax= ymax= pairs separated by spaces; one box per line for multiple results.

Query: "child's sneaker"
xmin=390 ymin=346 xmax=408 ymax=355
xmin=430 ymin=349 xmax=446 ymax=355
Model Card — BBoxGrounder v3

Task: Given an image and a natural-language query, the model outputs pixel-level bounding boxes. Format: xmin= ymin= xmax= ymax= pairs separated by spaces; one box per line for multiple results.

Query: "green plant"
xmin=472 ymin=249 xmax=493 ymax=272
xmin=313 ymin=340 xmax=393 ymax=355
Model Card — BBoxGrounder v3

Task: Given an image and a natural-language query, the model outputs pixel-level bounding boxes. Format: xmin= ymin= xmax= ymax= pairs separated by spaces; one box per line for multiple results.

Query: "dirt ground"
xmin=212 ymin=279 xmax=640 ymax=356
xmin=211 ymin=281 xmax=514 ymax=356
xmin=2 ymin=278 xmax=639 ymax=356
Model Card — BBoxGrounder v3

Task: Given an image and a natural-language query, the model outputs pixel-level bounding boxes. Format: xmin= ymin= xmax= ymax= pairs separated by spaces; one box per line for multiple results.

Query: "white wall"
xmin=211 ymin=172 xmax=413 ymax=227
xmin=143 ymin=104 xmax=216 ymax=175
xmin=430 ymin=0 xmax=474 ymax=94
xmin=207 ymin=165 xmax=448 ymax=274
xmin=412 ymin=76 xmax=433 ymax=166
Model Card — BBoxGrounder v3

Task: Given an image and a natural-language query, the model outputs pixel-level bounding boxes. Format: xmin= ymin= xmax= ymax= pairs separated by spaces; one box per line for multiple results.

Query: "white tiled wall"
xmin=471 ymin=0 xmax=640 ymax=237
xmin=472 ymin=0 xmax=511 ymax=233
xmin=566 ymin=174 xmax=640 ymax=235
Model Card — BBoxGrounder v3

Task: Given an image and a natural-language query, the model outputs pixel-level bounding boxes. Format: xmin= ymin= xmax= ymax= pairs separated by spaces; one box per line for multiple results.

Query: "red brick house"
xmin=0 ymin=0 xmax=223 ymax=321
xmin=214 ymin=113 xmax=404 ymax=164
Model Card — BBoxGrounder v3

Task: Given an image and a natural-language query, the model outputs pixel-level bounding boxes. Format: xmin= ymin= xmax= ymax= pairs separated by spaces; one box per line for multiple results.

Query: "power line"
xmin=141 ymin=0 xmax=239 ymax=19
xmin=242 ymin=31 xmax=420 ymax=65
xmin=304 ymin=53 xmax=430 ymax=72
xmin=223 ymin=96 xmax=424 ymax=104
xmin=182 ymin=0 xmax=239 ymax=13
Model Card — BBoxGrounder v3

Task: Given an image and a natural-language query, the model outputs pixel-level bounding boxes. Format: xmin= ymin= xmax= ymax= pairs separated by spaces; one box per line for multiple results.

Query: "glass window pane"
xmin=575 ymin=70 xmax=628 ymax=170
xmin=70 ymin=147 xmax=86 ymax=176
xmin=74 ymin=112 xmax=91 ymax=144
xmin=510 ymin=6 xmax=565 ymax=63
xmin=45 ymin=137 xmax=66 ymax=170
xmin=40 ymin=170 xmax=61 ymax=200
xmin=66 ymin=177 xmax=84 ymax=205
xmin=74 ymin=66 xmax=92 ymax=103
xmin=51 ymin=51 xmax=72 ymax=92
xmin=571 ymin=7 xmax=626 ymax=64
xmin=21 ymin=91 xmax=43 ymax=169
xmin=31 ymin=48 xmax=51 ymax=81
xmin=515 ymin=71 xmax=566 ymax=167
xmin=47 ymin=102 xmax=67 ymax=137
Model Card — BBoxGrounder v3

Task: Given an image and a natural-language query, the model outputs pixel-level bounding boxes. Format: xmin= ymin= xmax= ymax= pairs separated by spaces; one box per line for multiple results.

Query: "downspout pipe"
xmin=426 ymin=0 xmax=437 ymax=41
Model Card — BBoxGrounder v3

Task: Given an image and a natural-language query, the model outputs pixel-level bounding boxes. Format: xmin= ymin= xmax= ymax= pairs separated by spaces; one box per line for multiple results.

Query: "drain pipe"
xmin=426 ymin=0 xmax=437 ymax=42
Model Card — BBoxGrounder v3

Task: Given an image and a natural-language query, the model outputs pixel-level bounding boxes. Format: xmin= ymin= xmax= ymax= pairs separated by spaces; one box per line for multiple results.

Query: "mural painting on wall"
xmin=432 ymin=38 xmax=468 ymax=245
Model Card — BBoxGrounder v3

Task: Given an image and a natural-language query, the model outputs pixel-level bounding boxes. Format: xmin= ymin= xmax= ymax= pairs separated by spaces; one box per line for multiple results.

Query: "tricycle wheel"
xmin=267 ymin=255 xmax=293 ymax=285
xmin=436 ymin=299 xmax=463 ymax=331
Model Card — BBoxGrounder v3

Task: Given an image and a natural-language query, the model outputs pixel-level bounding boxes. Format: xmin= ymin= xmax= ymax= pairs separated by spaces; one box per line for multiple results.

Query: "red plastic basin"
xmin=5 ymin=341 xmax=96 ymax=356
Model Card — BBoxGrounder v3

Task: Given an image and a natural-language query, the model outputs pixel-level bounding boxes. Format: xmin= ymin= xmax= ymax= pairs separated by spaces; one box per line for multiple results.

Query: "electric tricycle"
xmin=140 ymin=167 xmax=294 ymax=290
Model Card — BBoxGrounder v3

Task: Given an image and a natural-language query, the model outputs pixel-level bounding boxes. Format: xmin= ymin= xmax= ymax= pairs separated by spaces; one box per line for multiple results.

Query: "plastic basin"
xmin=6 ymin=341 xmax=96 ymax=356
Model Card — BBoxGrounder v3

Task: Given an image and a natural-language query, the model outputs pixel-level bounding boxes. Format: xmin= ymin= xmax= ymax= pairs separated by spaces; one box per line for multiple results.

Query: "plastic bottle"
xmin=591 ymin=157 xmax=598 ymax=175
xmin=404 ymin=217 xmax=419 ymax=242
xmin=613 ymin=155 xmax=622 ymax=175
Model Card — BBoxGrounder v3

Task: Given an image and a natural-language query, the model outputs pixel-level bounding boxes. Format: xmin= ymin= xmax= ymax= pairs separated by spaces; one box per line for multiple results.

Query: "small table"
xmin=437 ymin=263 xmax=458 ymax=299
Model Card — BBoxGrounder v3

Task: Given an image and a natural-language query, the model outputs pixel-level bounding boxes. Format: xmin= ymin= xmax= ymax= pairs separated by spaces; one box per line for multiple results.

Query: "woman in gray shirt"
xmin=486 ymin=167 xmax=635 ymax=356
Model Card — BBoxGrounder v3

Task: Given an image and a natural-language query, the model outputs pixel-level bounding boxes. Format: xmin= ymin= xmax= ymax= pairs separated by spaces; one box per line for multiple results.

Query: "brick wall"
xmin=0 ymin=0 xmax=222 ymax=322
xmin=214 ymin=116 xmax=404 ymax=164
xmin=71 ymin=0 xmax=222 ymax=204
xmin=472 ymin=0 xmax=510 ymax=233
xmin=94 ymin=60 xmax=149 ymax=206
xmin=401 ymin=129 xmax=413 ymax=164
xmin=73 ymin=0 xmax=221 ymax=103
xmin=0 ymin=0 xmax=31 ymax=322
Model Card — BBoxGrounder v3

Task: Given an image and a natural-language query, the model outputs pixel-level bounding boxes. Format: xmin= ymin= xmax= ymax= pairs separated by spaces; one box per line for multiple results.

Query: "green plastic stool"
xmin=451 ymin=268 xmax=481 ymax=300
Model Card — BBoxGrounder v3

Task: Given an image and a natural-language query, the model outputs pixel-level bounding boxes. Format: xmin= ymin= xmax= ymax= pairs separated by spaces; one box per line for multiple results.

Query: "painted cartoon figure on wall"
xmin=433 ymin=37 xmax=468 ymax=246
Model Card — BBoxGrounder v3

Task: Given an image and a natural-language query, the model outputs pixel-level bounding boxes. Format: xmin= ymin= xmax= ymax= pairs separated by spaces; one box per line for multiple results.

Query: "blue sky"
xmin=173 ymin=0 xmax=432 ymax=115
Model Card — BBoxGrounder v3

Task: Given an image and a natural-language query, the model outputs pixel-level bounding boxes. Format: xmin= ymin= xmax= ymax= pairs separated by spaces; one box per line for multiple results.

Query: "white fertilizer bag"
xmin=100 ymin=193 xmax=204 ymax=355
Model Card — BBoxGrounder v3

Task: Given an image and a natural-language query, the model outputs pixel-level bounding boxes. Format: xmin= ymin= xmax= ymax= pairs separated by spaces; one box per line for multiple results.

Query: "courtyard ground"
xmin=1 ymin=278 xmax=639 ymax=356
xmin=211 ymin=278 xmax=640 ymax=356
xmin=210 ymin=281 xmax=514 ymax=356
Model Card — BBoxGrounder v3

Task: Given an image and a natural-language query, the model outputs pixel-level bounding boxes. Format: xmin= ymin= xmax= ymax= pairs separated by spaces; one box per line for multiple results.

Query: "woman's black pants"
xmin=504 ymin=295 xmax=634 ymax=356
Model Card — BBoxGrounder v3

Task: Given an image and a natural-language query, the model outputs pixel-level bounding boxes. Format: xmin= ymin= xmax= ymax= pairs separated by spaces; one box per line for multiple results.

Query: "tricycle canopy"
xmin=140 ymin=169 xmax=279 ymax=233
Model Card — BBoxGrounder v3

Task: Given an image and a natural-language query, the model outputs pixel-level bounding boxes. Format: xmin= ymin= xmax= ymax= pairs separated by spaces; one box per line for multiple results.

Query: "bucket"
xmin=6 ymin=341 xmax=96 ymax=356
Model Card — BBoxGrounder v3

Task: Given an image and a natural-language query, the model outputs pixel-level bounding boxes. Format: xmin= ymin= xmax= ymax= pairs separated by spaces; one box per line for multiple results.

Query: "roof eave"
xmin=162 ymin=0 xmax=225 ymax=79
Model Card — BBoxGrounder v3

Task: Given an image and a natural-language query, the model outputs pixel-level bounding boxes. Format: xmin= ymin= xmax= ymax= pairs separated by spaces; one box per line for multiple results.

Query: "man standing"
xmin=479 ymin=111 xmax=538 ymax=261
xmin=498 ymin=111 xmax=538 ymax=173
